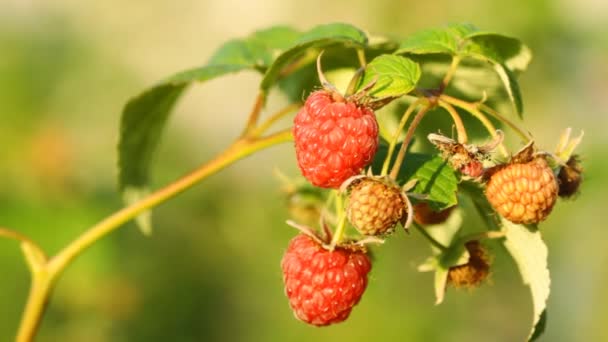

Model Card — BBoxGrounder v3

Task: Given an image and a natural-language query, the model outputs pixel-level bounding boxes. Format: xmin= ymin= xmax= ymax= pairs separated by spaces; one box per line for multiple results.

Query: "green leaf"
xmin=463 ymin=182 xmax=550 ymax=342
xmin=357 ymin=54 xmax=421 ymax=98
xmin=463 ymin=33 xmax=531 ymax=115
xmin=207 ymin=26 xmax=300 ymax=71
xmin=494 ymin=63 xmax=524 ymax=115
xmin=396 ymin=23 xmax=479 ymax=56
xmin=501 ymin=219 xmax=550 ymax=341
xmin=119 ymin=83 xmax=189 ymax=191
xmin=529 ymin=310 xmax=547 ymax=341
xmin=207 ymin=38 xmax=270 ymax=70
xmin=397 ymin=25 xmax=531 ymax=116
xmin=250 ymin=26 xmax=301 ymax=52
xmin=260 ymin=23 xmax=368 ymax=92
xmin=400 ymin=154 xmax=459 ymax=210
xmin=465 ymin=33 xmax=532 ymax=71
xmin=118 ymin=24 xmax=304 ymax=234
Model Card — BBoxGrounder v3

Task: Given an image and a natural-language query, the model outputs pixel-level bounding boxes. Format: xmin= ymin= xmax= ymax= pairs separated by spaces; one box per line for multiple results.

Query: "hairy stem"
xmin=440 ymin=95 xmax=514 ymax=157
xmin=440 ymin=56 xmax=461 ymax=91
xmin=16 ymin=129 xmax=293 ymax=342
xmin=242 ymin=91 xmax=267 ymax=136
xmin=478 ymin=103 xmax=531 ymax=142
xmin=252 ymin=103 xmax=301 ymax=137
xmin=329 ymin=191 xmax=346 ymax=249
xmin=441 ymin=94 xmax=530 ymax=143
xmin=437 ymin=100 xmax=468 ymax=144
xmin=389 ymin=103 xmax=432 ymax=180
xmin=381 ymin=99 xmax=422 ymax=177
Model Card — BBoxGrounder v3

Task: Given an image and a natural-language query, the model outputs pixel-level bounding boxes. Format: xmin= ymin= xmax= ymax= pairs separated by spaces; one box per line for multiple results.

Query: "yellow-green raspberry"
xmin=346 ymin=178 xmax=405 ymax=236
xmin=485 ymin=157 xmax=558 ymax=224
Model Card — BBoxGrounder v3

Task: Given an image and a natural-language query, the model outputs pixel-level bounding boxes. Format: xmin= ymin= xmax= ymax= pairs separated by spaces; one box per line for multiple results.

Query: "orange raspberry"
xmin=485 ymin=157 xmax=558 ymax=224
xmin=346 ymin=178 xmax=406 ymax=236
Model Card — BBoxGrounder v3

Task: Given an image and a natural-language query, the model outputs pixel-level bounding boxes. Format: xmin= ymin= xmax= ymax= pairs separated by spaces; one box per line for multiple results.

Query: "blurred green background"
xmin=1 ymin=0 xmax=606 ymax=341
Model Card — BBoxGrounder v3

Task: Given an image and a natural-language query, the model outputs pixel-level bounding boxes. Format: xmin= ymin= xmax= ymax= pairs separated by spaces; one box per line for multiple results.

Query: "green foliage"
xmin=397 ymin=23 xmax=530 ymax=115
xmin=260 ymin=23 xmax=369 ymax=91
xmin=502 ymin=219 xmax=550 ymax=341
xmin=400 ymin=154 xmax=459 ymax=211
xmin=463 ymin=182 xmax=550 ymax=341
xmin=114 ymin=22 xmax=547 ymax=340
xmin=358 ymin=54 xmax=421 ymax=98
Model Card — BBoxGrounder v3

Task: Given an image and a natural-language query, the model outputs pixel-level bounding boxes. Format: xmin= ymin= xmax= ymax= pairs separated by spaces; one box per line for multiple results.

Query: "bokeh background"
xmin=1 ymin=0 xmax=607 ymax=341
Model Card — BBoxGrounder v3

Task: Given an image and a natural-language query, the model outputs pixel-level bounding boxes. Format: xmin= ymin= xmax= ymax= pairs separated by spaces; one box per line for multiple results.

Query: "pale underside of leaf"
xmin=501 ymin=218 xmax=550 ymax=341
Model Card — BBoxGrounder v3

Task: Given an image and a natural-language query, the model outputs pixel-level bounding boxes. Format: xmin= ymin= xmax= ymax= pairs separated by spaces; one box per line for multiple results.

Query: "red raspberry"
xmin=293 ymin=90 xmax=379 ymax=188
xmin=281 ymin=234 xmax=372 ymax=326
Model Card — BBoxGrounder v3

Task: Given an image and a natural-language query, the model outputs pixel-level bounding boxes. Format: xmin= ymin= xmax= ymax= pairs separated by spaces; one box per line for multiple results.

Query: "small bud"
xmin=447 ymin=241 xmax=491 ymax=288
xmin=557 ymin=155 xmax=583 ymax=198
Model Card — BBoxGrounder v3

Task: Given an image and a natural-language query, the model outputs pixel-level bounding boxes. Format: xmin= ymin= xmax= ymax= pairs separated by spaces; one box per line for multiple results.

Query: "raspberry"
xmin=413 ymin=203 xmax=454 ymax=225
xmin=293 ymin=90 xmax=379 ymax=188
xmin=557 ymin=155 xmax=583 ymax=198
xmin=281 ymin=234 xmax=372 ymax=326
xmin=447 ymin=240 xmax=491 ymax=288
xmin=346 ymin=178 xmax=406 ymax=236
xmin=485 ymin=157 xmax=558 ymax=224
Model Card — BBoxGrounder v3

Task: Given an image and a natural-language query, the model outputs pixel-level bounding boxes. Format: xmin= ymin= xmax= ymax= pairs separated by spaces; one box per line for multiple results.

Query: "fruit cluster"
xmin=280 ymin=54 xmax=583 ymax=326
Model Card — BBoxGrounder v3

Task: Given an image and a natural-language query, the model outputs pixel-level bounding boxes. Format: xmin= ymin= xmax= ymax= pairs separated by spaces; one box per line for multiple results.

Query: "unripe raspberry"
xmin=558 ymin=155 xmax=583 ymax=198
xmin=346 ymin=178 xmax=406 ymax=236
xmin=281 ymin=234 xmax=372 ymax=326
xmin=447 ymin=240 xmax=490 ymax=288
xmin=485 ymin=157 xmax=558 ymax=224
xmin=293 ymin=90 xmax=379 ymax=189
xmin=413 ymin=203 xmax=454 ymax=225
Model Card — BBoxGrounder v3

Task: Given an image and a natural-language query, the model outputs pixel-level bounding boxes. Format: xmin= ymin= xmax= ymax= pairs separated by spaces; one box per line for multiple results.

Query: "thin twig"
xmin=252 ymin=103 xmax=301 ymax=137
xmin=440 ymin=55 xmax=461 ymax=92
xmin=381 ymin=99 xmax=422 ymax=176
xmin=389 ymin=103 xmax=433 ymax=180
xmin=241 ymin=91 xmax=267 ymax=136
xmin=437 ymin=100 xmax=468 ymax=144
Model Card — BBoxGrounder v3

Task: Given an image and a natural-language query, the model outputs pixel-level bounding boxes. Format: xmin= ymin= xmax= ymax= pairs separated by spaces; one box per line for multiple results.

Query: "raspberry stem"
xmin=329 ymin=191 xmax=346 ymax=249
xmin=441 ymin=94 xmax=531 ymax=147
xmin=251 ymin=103 xmax=301 ymax=137
xmin=14 ymin=129 xmax=293 ymax=342
xmin=478 ymin=103 xmax=531 ymax=142
xmin=389 ymin=103 xmax=433 ymax=180
xmin=241 ymin=91 xmax=267 ymax=137
xmin=414 ymin=224 xmax=448 ymax=251
xmin=440 ymin=55 xmax=461 ymax=92
xmin=381 ymin=99 xmax=423 ymax=177
xmin=356 ymin=48 xmax=367 ymax=67
xmin=437 ymin=100 xmax=468 ymax=144
xmin=0 ymin=228 xmax=47 ymax=264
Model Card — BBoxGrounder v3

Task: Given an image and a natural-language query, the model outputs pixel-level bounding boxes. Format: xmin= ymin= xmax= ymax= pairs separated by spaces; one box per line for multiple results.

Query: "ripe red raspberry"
xmin=447 ymin=240 xmax=491 ymax=288
xmin=293 ymin=90 xmax=379 ymax=188
xmin=346 ymin=178 xmax=406 ymax=236
xmin=281 ymin=234 xmax=372 ymax=326
xmin=485 ymin=157 xmax=558 ymax=224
